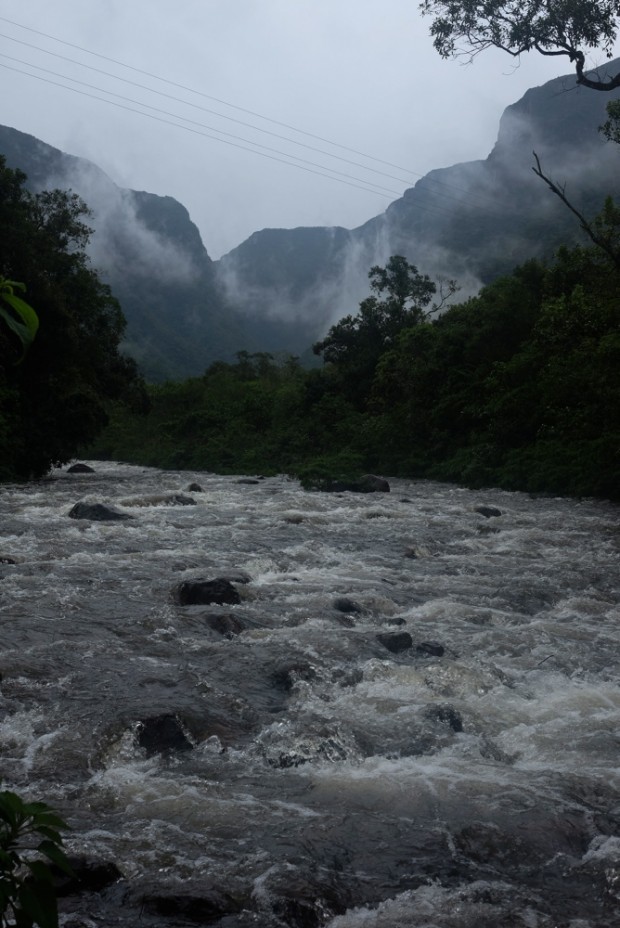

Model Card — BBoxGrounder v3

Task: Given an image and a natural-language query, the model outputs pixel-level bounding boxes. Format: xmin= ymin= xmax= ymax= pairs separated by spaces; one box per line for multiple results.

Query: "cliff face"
xmin=217 ymin=64 xmax=620 ymax=330
xmin=3 ymin=60 xmax=620 ymax=379
xmin=0 ymin=126 xmax=257 ymax=380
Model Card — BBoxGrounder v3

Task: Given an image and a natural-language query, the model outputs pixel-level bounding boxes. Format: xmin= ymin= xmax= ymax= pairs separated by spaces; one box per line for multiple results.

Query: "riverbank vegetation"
xmin=0 ymin=158 xmax=145 ymax=480
xmin=88 ymin=237 xmax=620 ymax=501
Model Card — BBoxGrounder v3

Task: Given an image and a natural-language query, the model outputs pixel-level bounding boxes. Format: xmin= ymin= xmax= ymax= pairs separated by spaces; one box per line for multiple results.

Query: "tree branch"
xmin=532 ymin=151 xmax=620 ymax=269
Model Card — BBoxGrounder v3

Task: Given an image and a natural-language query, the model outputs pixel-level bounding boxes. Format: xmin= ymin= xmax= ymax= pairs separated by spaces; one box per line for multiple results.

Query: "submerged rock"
xmin=66 ymin=463 xmax=95 ymax=474
xmin=175 ymin=578 xmax=241 ymax=606
xmin=140 ymin=890 xmax=241 ymax=923
xmin=417 ymin=640 xmax=445 ymax=657
xmin=204 ymin=613 xmax=245 ymax=637
xmin=120 ymin=493 xmax=196 ymax=507
xmin=377 ymin=631 xmax=413 ymax=653
xmin=313 ymin=474 xmax=391 ymax=494
xmin=53 ymin=856 xmax=123 ymax=896
xmin=333 ymin=596 xmax=362 ymax=614
xmin=272 ymin=660 xmax=317 ymax=691
xmin=68 ymin=502 xmax=133 ymax=521
xmin=424 ymin=703 xmax=463 ymax=732
xmin=186 ymin=482 xmax=203 ymax=492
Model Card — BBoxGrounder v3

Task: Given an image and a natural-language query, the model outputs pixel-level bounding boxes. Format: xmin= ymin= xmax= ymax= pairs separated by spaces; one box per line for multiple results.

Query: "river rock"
xmin=53 ymin=856 xmax=123 ymax=896
xmin=140 ymin=890 xmax=241 ymax=923
xmin=166 ymin=493 xmax=196 ymax=505
xmin=204 ymin=613 xmax=245 ymax=637
xmin=316 ymin=474 xmax=390 ymax=493
xmin=475 ymin=505 xmax=502 ymax=518
xmin=66 ymin=463 xmax=95 ymax=474
xmin=424 ymin=703 xmax=463 ymax=732
xmin=236 ymin=478 xmax=260 ymax=485
xmin=377 ymin=631 xmax=413 ymax=653
xmin=175 ymin=578 xmax=241 ymax=605
xmin=417 ymin=640 xmax=445 ymax=657
xmin=68 ymin=502 xmax=133 ymax=521
xmin=137 ymin=714 xmax=193 ymax=755
xmin=186 ymin=482 xmax=203 ymax=492
xmin=272 ymin=660 xmax=317 ymax=691
xmin=333 ymin=596 xmax=362 ymax=614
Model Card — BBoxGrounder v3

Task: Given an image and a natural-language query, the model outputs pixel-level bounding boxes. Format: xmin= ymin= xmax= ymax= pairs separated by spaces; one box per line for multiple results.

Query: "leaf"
xmin=33 ymin=826 xmax=63 ymax=845
xmin=18 ymin=878 xmax=58 ymax=928
xmin=25 ymin=861 xmax=53 ymax=884
xmin=36 ymin=841 xmax=73 ymax=877
xmin=0 ymin=289 xmax=39 ymax=362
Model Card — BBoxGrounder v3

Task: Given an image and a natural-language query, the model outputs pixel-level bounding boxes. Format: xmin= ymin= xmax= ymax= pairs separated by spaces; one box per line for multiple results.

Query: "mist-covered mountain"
xmin=217 ymin=64 xmax=620 ymax=331
xmin=2 ymin=60 xmax=620 ymax=380
xmin=0 ymin=125 xmax=308 ymax=381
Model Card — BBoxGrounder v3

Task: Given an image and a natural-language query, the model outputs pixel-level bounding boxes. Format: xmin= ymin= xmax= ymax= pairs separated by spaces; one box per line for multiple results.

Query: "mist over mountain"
xmin=0 ymin=125 xmax=306 ymax=380
xmin=217 ymin=64 xmax=620 ymax=328
xmin=2 ymin=61 xmax=620 ymax=380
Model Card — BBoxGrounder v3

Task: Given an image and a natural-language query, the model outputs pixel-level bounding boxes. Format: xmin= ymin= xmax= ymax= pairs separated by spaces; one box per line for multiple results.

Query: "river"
xmin=0 ymin=462 xmax=619 ymax=927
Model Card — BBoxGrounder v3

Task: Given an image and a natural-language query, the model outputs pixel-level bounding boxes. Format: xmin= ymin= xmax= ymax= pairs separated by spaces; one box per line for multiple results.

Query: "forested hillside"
xmin=90 ymin=231 xmax=620 ymax=500
xmin=218 ymin=62 xmax=620 ymax=331
xmin=0 ymin=157 xmax=144 ymax=480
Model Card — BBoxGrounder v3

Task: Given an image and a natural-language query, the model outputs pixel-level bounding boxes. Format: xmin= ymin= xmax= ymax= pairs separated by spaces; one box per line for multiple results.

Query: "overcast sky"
xmin=1 ymin=1 xmax=616 ymax=258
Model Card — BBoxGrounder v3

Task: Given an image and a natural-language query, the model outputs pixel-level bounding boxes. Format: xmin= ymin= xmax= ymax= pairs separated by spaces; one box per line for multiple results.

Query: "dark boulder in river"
xmin=139 ymin=889 xmax=242 ymax=923
xmin=66 ymin=463 xmax=95 ymax=474
xmin=68 ymin=502 xmax=133 ymax=521
xmin=53 ymin=856 xmax=123 ymax=896
xmin=175 ymin=578 xmax=241 ymax=605
xmin=377 ymin=631 xmax=413 ymax=653
xmin=137 ymin=714 xmax=193 ymax=755
xmin=475 ymin=505 xmax=502 ymax=518
xmin=333 ymin=596 xmax=363 ymax=614
xmin=318 ymin=474 xmax=390 ymax=493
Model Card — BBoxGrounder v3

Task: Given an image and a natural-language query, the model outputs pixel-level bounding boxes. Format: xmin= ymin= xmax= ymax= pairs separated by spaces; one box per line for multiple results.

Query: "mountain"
xmin=2 ymin=61 xmax=620 ymax=380
xmin=217 ymin=63 xmax=620 ymax=330
xmin=0 ymin=126 xmax=305 ymax=380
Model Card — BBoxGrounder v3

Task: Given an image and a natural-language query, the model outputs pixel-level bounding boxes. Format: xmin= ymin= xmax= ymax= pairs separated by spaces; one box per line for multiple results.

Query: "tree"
xmin=0 ymin=157 xmax=144 ymax=480
xmin=420 ymin=0 xmax=620 ymax=90
xmin=312 ymin=256 xmax=451 ymax=405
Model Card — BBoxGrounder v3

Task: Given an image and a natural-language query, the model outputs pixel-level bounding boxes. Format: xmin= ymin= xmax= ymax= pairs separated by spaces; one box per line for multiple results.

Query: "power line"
xmin=0 ymin=61 xmax=407 ymax=201
xmin=2 ymin=55 xmax=515 ymax=228
xmin=0 ymin=15 xmax=425 ymax=176
xmin=0 ymin=31 xmax=418 ymax=189
xmin=0 ymin=15 xmax=506 ymax=212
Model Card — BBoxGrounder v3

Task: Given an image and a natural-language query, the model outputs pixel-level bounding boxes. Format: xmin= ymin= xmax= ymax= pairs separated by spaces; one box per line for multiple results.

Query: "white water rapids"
xmin=0 ymin=462 xmax=619 ymax=927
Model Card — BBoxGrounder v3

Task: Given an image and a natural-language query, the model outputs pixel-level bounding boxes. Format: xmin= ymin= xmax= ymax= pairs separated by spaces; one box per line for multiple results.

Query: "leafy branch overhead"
xmin=419 ymin=0 xmax=620 ymax=90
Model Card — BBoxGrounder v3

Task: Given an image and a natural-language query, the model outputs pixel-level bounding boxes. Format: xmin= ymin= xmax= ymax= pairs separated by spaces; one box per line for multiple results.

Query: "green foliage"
xmin=420 ymin=0 xmax=620 ymax=90
xmin=0 ymin=279 xmax=38 ymax=363
xmin=313 ymin=255 xmax=449 ymax=406
xmin=91 ymin=237 xmax=620 ymax=501
xmin=0 ymin=157 xmax=144 ymax=480
xmin=0 ymin=791 xmax=71 ymax=928
xmin=600 ymin=98 xmax=620 ymax=142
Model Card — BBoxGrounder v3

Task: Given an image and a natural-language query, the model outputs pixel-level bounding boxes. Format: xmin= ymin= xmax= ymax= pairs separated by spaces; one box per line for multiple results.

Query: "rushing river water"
xmin=1 ymin=462 xmax=619 ymax=927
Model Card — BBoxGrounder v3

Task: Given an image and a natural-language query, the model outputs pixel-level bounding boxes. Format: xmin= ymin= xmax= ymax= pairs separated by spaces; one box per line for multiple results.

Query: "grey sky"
xmin=1 ymin=1 xmax=616 ymax=258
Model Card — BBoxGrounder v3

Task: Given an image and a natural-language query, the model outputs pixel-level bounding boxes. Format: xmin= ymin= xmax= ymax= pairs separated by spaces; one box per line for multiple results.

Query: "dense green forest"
xmin=1 ymin=145 xmax=618 ymax=500
xmin=0 ymin=157 xmax=144 ymax=480
xmin=89 ymin=238 xmax=620 ymax=500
